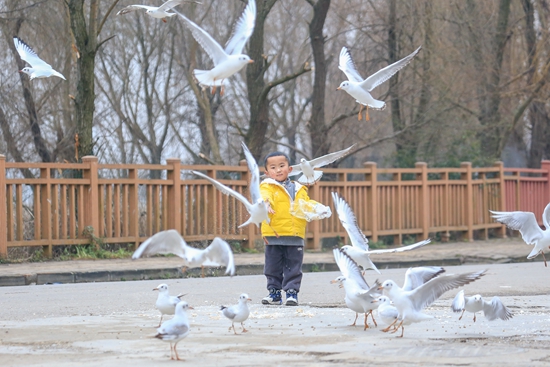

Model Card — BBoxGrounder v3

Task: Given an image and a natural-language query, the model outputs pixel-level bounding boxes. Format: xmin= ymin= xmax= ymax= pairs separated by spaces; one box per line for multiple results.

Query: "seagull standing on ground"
xmin=174 ymin=0 xmax=256 ymax=95
xmin=451 ymin=290 xmax=513 ymax=322
xmin=332 ymin=247 xmax=381 ymax=329
xmin=490 ymin=203 xmax=550 ymax=266
xmin=288 ymin=144 xmax=355 ymax=185
xmin=155 ymin=301 xmax=192 ymax=360
xmin=337 ymin=46 xmax=421 ymax=121
xmin=221 ymin=293 xmax=251 ymax=335
xmin=153 ymin=283 xmax=185 ymax=327
xmin=116 ymin=0 xmax=191 ymax=22
xmin=332 ymin=192 xmax=431 ymax=274
xmin=379 ymin=269 xmax=487 ymax=337
xmin=371 ymin=296 xmax=399 ymax=330
xmin=132 ymin=230 xmax=235 ymax=276
xmin=13 ymin=37 xmax=66 ymax=80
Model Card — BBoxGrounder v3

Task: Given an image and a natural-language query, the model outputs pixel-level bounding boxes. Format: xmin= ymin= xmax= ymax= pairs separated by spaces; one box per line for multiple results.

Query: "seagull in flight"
xmin=490 ymin=203 xmax=550 ymax=266
xmin=191 ymin=142 xmax=277 ymax=242
xmin=337 ymin=46 xmax=421 ymax=121
xmin=288 ymin=144 xmax=355 ymax=185
xmin=174 ymin=0 xmax=256 ymax=95
xmin=132 ymin=230 xmax=235 ymax=276
xmin=379 ymin=269 xmax=487 ymax=337
xmin=332 ymin=192 xmax=431 ymax=274
xmin=371 ymin=267 xmax=445 ymax=334
xmin=331 ymin=247 xmax=382 ymax=329
xmin=13 ymin=37 xmax=66 ymax=80
xmin=116 ymin=0 xmax=192 ymax=22
xmin=451 ymin=290 xmax=513 ymax=322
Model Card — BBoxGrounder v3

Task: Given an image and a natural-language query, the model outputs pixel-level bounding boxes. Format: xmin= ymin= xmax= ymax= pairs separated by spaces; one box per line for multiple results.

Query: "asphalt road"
xmin=1 ymin=262 xmax=549 ymax=366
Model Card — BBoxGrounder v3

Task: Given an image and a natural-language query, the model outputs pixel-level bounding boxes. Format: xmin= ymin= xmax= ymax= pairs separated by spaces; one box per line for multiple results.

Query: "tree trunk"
xmin=473 ymin=0 xmax=512 ymax=161
xmin=245 ymin=0 xmax=277 ymax=161
xmin=523 ymin=0 xmax=550 ymax=168
xmin=307 ymin=0 xmax=331 ymax=158
xmin=67 ymin=0 xmax=99 ymax=160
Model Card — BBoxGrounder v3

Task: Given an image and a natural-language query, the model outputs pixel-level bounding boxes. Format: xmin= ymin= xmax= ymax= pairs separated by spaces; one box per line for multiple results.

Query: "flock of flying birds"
xmin=11 ymin=0 xmax=550 ymax=361
xmin=13 ymin=0 xmax=423 ymax=120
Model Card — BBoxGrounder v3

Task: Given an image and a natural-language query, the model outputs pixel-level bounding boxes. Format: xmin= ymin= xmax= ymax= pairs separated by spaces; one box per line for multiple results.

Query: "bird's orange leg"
xmin=220 ymin=82 xmax=225 ymax=96
xmin=365 ymin=106 xmax=370 ymax=121
xmin=162 ymin=18 xmax=167 ymax=23
xmin=458 ymin=309 xmax=465 ymax=321
xmin=201 ymin=265 xmax=205 ymax=278
xmin=350 ymin=312 xmax=358 ymax=327
xmin=232 ymin=323 xmax=238 ymax=335
xmin=473 ymin=314 xmax=477 ymax=323
xmin=241 ymin=322 xmax=248 ymax=333
xmin=368 ymin=310 xmax=378 ymax=327
xmin=158 ymin=314 xmax=163 ymax=327
xmin=382 ymin=318 xmax=398 ymax=332
xmin=541 ymin=251 xmax=547 ymax=267
xmin=390 ymin=320 xmax=403 ymax=334
xmin=363 ymin=313 xmax=369 ymax=330
xmin=358 ymin=104 xmax=364 ymax=120
xmin=169 ymin=343 xmax=175 ymax=360
xmin=174 ymin=341 xmax=182 ymax=360
xmin=398 ymin=325 xmax=404 ymax=338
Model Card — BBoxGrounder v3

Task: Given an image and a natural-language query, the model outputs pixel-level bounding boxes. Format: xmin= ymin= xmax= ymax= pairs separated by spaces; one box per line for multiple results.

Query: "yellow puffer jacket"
xmin=260 ymin=178 xmax=318 ymax=238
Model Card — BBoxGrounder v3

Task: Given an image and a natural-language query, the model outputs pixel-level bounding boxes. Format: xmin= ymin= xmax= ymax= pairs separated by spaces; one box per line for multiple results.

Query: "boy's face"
xmin=265 ymin=155 xmax=293 ymax=182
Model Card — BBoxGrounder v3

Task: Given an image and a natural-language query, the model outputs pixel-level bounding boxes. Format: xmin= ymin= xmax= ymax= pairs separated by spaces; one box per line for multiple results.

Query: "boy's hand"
xmin=266 ymin=201 xmax=275 ymax=214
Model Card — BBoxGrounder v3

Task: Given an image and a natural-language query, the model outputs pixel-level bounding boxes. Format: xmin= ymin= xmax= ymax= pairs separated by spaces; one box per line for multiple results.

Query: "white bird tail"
xmin=193 ymin=69 xmax=223 ymax=87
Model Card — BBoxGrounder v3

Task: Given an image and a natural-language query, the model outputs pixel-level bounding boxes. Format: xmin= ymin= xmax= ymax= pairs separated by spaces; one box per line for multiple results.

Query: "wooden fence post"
xmin=541 ymin=160 xmax=550 ymax=205
xmin=364 ymin=162 xmax=378 ymax=242
xmin=166 ymin=158 xmax=182 ymax=233
xmin=494 ymin=161 xmax=506 ymax=238
xmin=461 ymin=162 xmax=474 ymax=241
xmin=39 ymin=165 xmax=52 ymax=257
xmin=415 ymin=162 xmax=430 ymax=241
xmin=128 ymin=165 xmax=140 ymax=250
xmin=0 ymin=155 xmax=7 ymax=258
xmin=82 ymin=156 xmax=99 ymax=249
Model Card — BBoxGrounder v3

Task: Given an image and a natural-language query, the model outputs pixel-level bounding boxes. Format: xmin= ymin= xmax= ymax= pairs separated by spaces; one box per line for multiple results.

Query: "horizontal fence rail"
xmin=1 ymin=155 xmax=550 ymax=258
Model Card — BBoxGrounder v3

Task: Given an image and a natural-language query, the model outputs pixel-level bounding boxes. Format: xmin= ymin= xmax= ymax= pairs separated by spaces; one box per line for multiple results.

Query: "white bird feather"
xmin=132 ymin=230 xmax=235 ymax=276
xmin=332 ymin=191 xmax=431 ymax=274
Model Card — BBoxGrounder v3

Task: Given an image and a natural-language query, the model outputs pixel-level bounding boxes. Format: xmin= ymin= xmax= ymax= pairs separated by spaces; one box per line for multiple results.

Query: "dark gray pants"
xmin=264 ymin=245 xmax=304 ymax=292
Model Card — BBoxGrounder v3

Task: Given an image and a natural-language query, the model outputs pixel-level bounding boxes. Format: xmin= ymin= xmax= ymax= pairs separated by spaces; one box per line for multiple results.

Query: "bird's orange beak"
xmin=248 ymin=59 xmax=254 ymax=63
xmin=247 ymin=298 xmax=252 ymax=301
xmin=153 ymin=288 xmax=158 ymax=291
xmin=336 ymin=86 xmax=341 ymax=91
xmin=188 ymin=306 xmax=195 ymax=310
xmin=377 ymin=286 xmax=383 ymax=290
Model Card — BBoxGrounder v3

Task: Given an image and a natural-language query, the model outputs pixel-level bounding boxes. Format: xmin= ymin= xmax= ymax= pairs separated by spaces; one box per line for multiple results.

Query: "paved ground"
xmin=0 ymin=237 xmax=540 ymax=286
xmin=1 ymin=260 xmax=549 ymax=366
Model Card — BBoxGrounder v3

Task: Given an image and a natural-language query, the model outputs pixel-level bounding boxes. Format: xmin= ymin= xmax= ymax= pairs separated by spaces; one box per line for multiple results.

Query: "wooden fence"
xmin=1 ymin=154 xmax=550 ymax=258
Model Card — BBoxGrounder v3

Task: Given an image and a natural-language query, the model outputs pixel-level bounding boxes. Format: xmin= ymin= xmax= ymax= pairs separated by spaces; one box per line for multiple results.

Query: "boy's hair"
xmin=264 ymin=151 xmax=291 ymax=168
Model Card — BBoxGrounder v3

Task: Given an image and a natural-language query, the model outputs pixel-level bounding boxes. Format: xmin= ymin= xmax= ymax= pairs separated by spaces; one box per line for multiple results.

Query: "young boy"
xmin=260 ymin=151 xmax=331 ymax=306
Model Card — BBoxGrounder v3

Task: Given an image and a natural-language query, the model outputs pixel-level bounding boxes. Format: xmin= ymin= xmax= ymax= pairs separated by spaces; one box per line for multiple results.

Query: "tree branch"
xmin=260 ymin=62 xmax=312 ymax=103
xmin=97 ymin=0 xmax=120 ymax=36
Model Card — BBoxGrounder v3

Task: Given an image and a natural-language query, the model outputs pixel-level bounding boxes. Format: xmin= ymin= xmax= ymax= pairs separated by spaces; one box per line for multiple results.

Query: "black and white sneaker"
xmin=285 ymin=289 xmax=298 ymax=306
xmin=262 ymin=288 xmax=282 ymax=305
